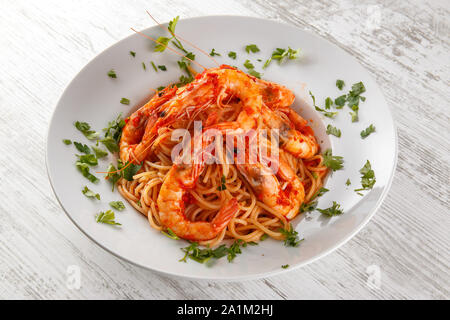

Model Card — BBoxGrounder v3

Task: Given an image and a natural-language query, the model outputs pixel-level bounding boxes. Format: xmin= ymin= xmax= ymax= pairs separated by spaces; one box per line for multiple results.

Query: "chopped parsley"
xmin=209 ymin=48 xmax=221 ymax=56
xmin=346 ymin=179 xmax=351 ymax=186
xmin=162 ymin=228 xmax=180 ymax=240
xmin=243 ymin=59 xmax=255 ymax=69
xmin=245 ymin=44 xmax=260 ymax=54
xmin=107 ymin=69 xmax=117 ymax=78
xmin=151 ymin=61 xmax=158 ymax=72
xmin=95 ymin=210 xmax=121 ymax=226
xmin=178 ymin=240 xmax=252 ymax=264
xmin=129 ymin=51 xmax=136 ymax=57
xmin=260 ymin=234 xmax=269 ymax=241
xmin=92 ymin=146 xmax=108 ymax=159
xmin=334 ymin=95 xmax=347 ymax=108
xmin=101 ymin=114 xmax=125 ymax=152
xmin=355 ymin=160 xmax=376 ymax=192
xmin=74 ymin=121 xmax=99 ymax=140
xmin=299 ymin=187 xmax=329 ymax=213
xmin=336 ymin=79 xmax=345 ymax=90
xmin=281 ymin=264 xmax=289 ymax=269
xmin=323 ymin=149 xmax=344 ymax=171
xmin=279 ymin=224 xmax=303 ymax=247
xmin=360 ymin=124 xmax=376 ymax=138
xmin=105 ymin=162 xmax=121 ymax=191
xmin=310 ymin=91 xmax=338 ymax=118
xmin=99 ymin=136 xmax=119 ymax=153
xmin=82 ymin=186 xmax=100 ymax=200
xmin=120 ymin=98 xmax=130 ymax=105
xmin=325 ymin=97 xmax=333 ymax=109
xmin=317 ymin=201 xmax=343 ymax=217
xmin=73 ymin=142 xmax=91 ymax=154
xmin=263 ymin=47 xmax=300 ymax=69
xmin=77 ymin=154 xmax=98 ymax=166
xmin=228 ymin=51 xmax=237 ymax=59
xmin=217 ymin=175 xmax=227 ymax=191
xmin=122 ymin=161 xmax=142 ymax=181
xmin=62 ymin=139 xmax=72 ymax=145
xmin=142 ymin=62 xmax=146 ymax=70
xmin=158 ymin=65 xmax=167 ymax=71
xmin=247 ymin=69 xmax=262 ymax=79
xmin=326 ymin=124 xmax=341 ymax=137
xmin=109 ymin=201 xmax=125 ymax=211
xmin=76 ymin=162 xmax=98 ymax=183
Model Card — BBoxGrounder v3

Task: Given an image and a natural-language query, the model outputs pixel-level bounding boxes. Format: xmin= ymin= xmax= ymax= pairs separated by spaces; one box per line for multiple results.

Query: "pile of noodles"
xmin=118 ymin=96 xmax=328 ymax=247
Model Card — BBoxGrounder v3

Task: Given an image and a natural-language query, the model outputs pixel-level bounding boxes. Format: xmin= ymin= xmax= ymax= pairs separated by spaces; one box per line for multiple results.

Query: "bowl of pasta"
xmin=46 ymin=15 xmax=397 ymax=280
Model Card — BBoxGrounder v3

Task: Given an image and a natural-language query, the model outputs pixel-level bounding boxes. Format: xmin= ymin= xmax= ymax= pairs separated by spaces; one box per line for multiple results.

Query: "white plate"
xmin=46 ymin=16 xmax=397 ymax=280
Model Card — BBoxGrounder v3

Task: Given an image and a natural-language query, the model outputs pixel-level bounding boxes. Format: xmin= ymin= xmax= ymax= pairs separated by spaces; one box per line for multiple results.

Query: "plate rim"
xmin=46 ymin=14 xmax=398 ymax=281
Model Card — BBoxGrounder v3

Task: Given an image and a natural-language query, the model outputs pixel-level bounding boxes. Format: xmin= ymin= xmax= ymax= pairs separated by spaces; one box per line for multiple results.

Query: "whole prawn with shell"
xmin=117 ymin=17 xmax=327 ymax=245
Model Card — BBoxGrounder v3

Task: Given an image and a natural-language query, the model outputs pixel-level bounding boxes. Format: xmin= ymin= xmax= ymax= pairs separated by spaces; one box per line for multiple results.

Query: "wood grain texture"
xmin=0 ymin=0 xmax=448 ymax=299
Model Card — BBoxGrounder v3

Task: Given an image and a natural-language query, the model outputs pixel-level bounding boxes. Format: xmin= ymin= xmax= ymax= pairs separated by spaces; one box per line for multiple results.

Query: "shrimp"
xmin=157 ymin=145 xmax=239 ymax=241
xmin=121 ymin=66 xmax=262 ymax=164
xmin=120 ymin=86 xmax=177 ymax=162
xmin=261 ymin=105 xmax=318 ymax=158
xmin=254 ymin=77 xmax=295 ymax=110
xmin=236 ymin=154 xmax=305 ymax=219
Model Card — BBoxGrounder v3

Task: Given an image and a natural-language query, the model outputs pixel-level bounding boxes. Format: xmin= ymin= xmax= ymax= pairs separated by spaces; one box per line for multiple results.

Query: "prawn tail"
xmin=212 ymin=198 xmax=239 ymax=230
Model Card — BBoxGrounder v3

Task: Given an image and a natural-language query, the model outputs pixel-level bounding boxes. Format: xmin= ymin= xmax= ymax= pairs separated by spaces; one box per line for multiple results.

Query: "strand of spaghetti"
xmin=130 ymin=28 xmax=207 ymax=70
xmin=146 ymin=10 xmax=220 ymax=67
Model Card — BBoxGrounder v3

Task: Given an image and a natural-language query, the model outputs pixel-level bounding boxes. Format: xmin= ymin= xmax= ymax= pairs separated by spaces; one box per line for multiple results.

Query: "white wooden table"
xmin=1 ymin=0 xmax=449 ymax=299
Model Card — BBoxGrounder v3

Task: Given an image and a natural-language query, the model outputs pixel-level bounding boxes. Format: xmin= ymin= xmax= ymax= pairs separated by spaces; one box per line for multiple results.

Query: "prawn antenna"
xmin=130 ymin=28 xmax=207 ymax=71
xmin=146 ymin=11 xmax=220 ymax=67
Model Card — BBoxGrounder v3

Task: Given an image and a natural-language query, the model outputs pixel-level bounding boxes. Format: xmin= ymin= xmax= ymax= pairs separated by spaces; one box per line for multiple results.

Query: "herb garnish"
xmin=245 ymin=44 xmax=260 ymax=54
xmin=228 ymin=51 xmax=237 ymax=59
xmin=162 ymin=228 xmax=180 ymax=240
xmin=95 ymin=210 xmax=121 ymax=226
xmin=151 ymin=61 xmax=158 ymax=72
xmin=129 ymin=51 xmax=136 ymax=57
xmin=355 ymin=160 xmax=376 ymax=192
xmin=209 ymin=48 xmax=221 ymax=56
xmin=360 ymin=124 xmax=376 ymax=138
xmin=326 ymin=124 xmax=341 ymax=137
xmin=263 ymin=47 xmax=300 ymax=69
xmin=77 ymin=154 xmax=98 ymax=166
xmin=310 ymin=91 xmax=338 ymax=118
xmin=142 ymin=62 xmax=146 ymax=70
xmin=325 ymin=97 xmax=333 ymax=109
xmin=120 ymin=98 xmax=130 ymax=105
xmin=74 ymin=121 xmax=99 ymax=140
xmin=74 ymin=142 xmax=91 ymax=154
xmin=334 ymin=95 xmax=346 ymax=108
xmin=62 ymin=139 xmax=72 ymax=145
xmin=122 ymin=162 xmax=142 ymax=181
xmin=336 ymin=79 xmax=345 ymax=90
xmin=243 ymin=59 xmax=255 ymax=69
xmin=109 ymin=201 xmax=125 ymax=211
xmin=217 ymin=175 xmax=227 ymax=191
xmin=82 ymin=186 xmax=100 ymax=200
xmin=243 ymin=60 xmax=262 ymax=79
xmin=179 ymin=240 xmax=250 ymax=264
xmin=317 ymin=201 xmax=343 ymax=217
xmin=107 ymin=69 xmax=117 ymax=78
xmin=281 ymin=264 xmax=289 ymax=269
xmin=346 ymin=179 xmax=351 ymax=186
xmin=158 ymin=65 xmax=167 ymax=71
xmin=299 ymin=187 xmax=329 ymax=213
xmin=101 ymin=114 xmax=125 ymax=153
xmin=76 ymin=162 xmax=98 ymax=183
xmin=322 ymin=149 xmax=344 ymax=171
xmin=279 ymin=224 xmax=303 ymax=247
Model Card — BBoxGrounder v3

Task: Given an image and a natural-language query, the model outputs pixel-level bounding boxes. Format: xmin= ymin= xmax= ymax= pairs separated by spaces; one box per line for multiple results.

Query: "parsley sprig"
xmin=299 ymin=187 xmax=329 ymax=213
xmin=95 ymin=210 xmax=121 ymax=226
xmin=279 ymin=224 xmax=303 ymax=247
xmin=310 ymin=91 xmax=338 ymax=118
xmin=179 ymin=240 xmax=251 ymax=264
xmin=317 ymin=201 xmax=344 ymax=217
xmin=355 ymin=160 xmax=376 ymax=192
xmin=361 ymin=124 xmax=376 ymax=138
xmin=263 ymin=47 xmax=300 ymax=69
xmin=323 ymin=149 xmax=344 ymax=171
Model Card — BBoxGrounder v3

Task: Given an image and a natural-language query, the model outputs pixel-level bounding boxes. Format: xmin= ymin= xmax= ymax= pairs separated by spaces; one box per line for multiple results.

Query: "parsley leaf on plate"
xmin=317 ymin=201 xmax=343 ymax=217
xmin=228 ymin=51 xmax=237 ymax=59
xmin=209 ymin=48 xmax=221 ymax=56
xmin=326 ymin=124 xmax=341 ymax=137
xmin=74 ymin=121 xmax=99 ymax=140
xmin=310 ymin=91 xmax=338 ymax=118
xmin=161 ymin=228 xmax=180 ymax=240
xmin=323 ymin=149 xmax=344 ymax=171
xmin=109 ymin=201 xmax=125 ymax=211
xmin=95 ymin=210 xmax=121 ymax=226
xmin=355 ymin=160 xmax=376 ymax=192
xmin=62 ymin=139 xmax=72 ymax=145
xmin=76 ymin=162 xmax=98 ymax=183
xmin=77 ymin=154 xmax=98 ymax=166
xmin=361 ymin=124 xmax=376 ymax=138
xmin=122 ymin=161 xmax=142 ymax=181
xmin=107 ymin=69 xmax=117 ymax=78
xmin=279 ymin=224 xmax=303 ymax=247
xmin=82 ymin=186 xmax=100 ymax=200
xmin=158 ymin=65 xmax=167 ymax=71
xmin=92 ymin=146 xmax=108 ymax=159
xmin=336 ymin=79 xmax=345 ymax=90
xmin=243 ymin=59 xmax=255 ymax=69
xmin=120 ymin=98 xmax=130 ymax=105
xmin=299 ymin=187 xmax=329 ymax=213
xmin=106 ymin=162 xmax=122 ymax=191
xmin=282 ymin=264 xmax=289 ymax=269
xmin=245 ymin=44 xmax=260 ymax=53
xmin=263 ymin=47 xmax=300 ymax=69
xmin=346 ymin=178 xmax=351 ymax=186
xmin=129 ymin=51 xmax=136 ymax=57
xmin=74 ymin=142 xmax=91 ymax=154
